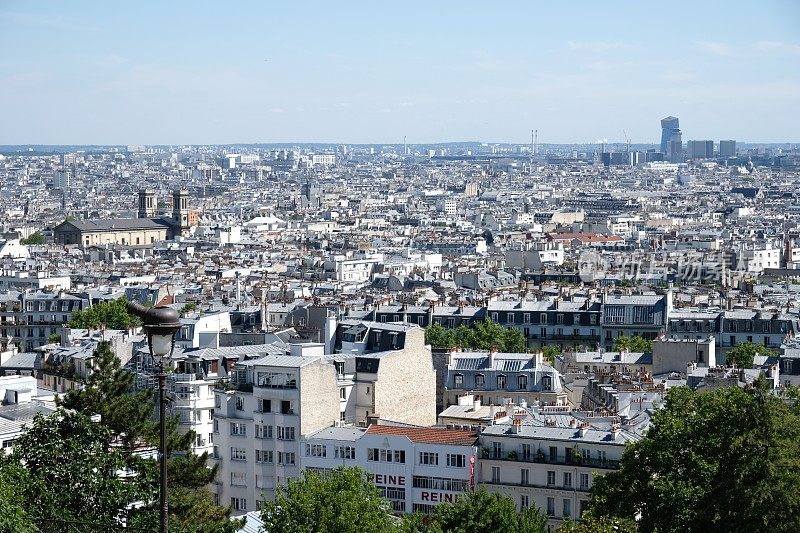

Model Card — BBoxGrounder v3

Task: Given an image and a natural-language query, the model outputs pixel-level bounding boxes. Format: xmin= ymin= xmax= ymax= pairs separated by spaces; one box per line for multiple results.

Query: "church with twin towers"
xmin=53 ymin=189 xmax=194 ymax=248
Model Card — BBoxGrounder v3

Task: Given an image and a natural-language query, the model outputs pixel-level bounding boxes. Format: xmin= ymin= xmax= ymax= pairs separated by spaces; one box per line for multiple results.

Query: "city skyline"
xmin=1 ymin=1 xmax=799 ymax=145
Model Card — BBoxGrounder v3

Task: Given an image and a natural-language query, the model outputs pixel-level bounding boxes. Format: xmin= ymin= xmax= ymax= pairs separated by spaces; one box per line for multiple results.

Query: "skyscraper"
xmin=660 ymin=116 xmax=681 ymax=154
xmin=661 ymin=116 xmax=683 ymax=162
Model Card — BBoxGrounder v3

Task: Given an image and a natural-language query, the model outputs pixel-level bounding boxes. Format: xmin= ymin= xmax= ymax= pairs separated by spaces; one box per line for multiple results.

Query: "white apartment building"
xmin=478 ymin=416 xmax=633 ymax=528
xmin=211 ymin=345 xmax=339 ymax=514
xmin=168 ymin=371 xmax=216 ymax=456
xmin=302 ymin=424 xmax=478 ymax=514
xmin=211 ymin=330 xmax=437 ymax=515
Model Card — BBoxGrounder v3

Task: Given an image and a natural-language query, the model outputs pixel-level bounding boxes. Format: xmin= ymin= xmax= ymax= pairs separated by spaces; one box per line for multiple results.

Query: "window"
xmin=447 ymin=454 xmax=465 ymax=468
xmin=597 ymin=450 xmax=607 ymax=461
xmin=573 ymin=314 xmax=581 ymax=324
xmin=547 ymin=497 xmax=555 ymax=516
xmin=547 ymin=470 xmax=556 ymax=487
xmin=339 ymin=387 xmax=346 ymax=400
xmin=277 ymin=451 xmax=296 ymax=465
xmin=521 ymin=443 xmax=532 ymax=461
xmin=605 ymin=305 xmax=625 ymax=324
xmin=453 ymin=373 xmax=463 ymax=388
xmin=492 ymin=442 xmax=503 ymax=459
xmin=368 ymin=448 xmax=405 ymax=463
xmin=335 ymin=446 xmax=356 ymax=460
xmin=213 ymin=419 xmax=219 ymax=433
xmin=491 ymin=312 xmax=499 ymax=321
xmin=230 ymin=498 xmax=247 ymax=512
xmin=475 ymin=374 xmax=485 ymax=388
xmin=520 ymin=494 xmax=530 ymax=510
xmin=231 ymin=472 xmax=246 ymax=486
xmin=255 ymin=449 xmax=273 ymax=463
xmin=419 ymin=452 xmax=439 ymax=465
xmin=590 ymin=314 xmax=598 ymax=324
xmin=540 ymin=313 xmax=547 ymax=324
xmin=524 ymin=313 xmax=530 ymax=323
xmin=580 ymin=473 xmax=590 ymax=490
xmin=255 ymin=424 xmax=273 ymax=439
xmin=277 ymin=426 xmax=296 ymax=441
xmin=230 ymin=422 xmax=247 ymax=436
xmin=563 ymin=472 xmax=572 ymax=488
xmin=507 ymin=312 xmax=514 ymax=324
xmin=521 ymin=468 xmax=529 ymax=485
xmin=281 ymin=400 xmax=293 ymax=414
xmin=563 ymin=499 xmax=572 ymax=518
xmin=557 ymin=314 xmax=564 ymax=324
xmin=235 ymin=396 xmax=244 ymax=411
xmin=633 ymin=306 xmax=654 ymax=324
xmin=230 ymin=447 xmax=246 ymax=461
xmin=260 ymin=399 xmax=271 ymax=412
xmin=497 ymin=374 xmax=507 ymax=389
xmin=305 ymin=444 xmax=327 ymax=457
xmin=517 ymin=375 xmax=528 ymax=390
xmin=491 ymin=466 xmax=501 ymax=483
xmin=542 ymin=375 xmax=552 ymax=391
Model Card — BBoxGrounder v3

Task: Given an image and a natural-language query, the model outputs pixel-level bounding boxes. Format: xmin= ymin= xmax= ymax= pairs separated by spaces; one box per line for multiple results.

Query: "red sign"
xmin=373 ymin=474 xmax=406 ymax=487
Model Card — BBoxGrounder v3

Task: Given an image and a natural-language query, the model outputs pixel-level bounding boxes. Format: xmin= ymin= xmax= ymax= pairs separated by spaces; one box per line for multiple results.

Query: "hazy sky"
xmin=1 ymin=1 xmax=799 ymax=145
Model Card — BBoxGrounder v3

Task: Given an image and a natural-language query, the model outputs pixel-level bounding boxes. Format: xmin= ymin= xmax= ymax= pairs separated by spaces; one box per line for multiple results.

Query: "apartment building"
xmin=443 ymin=349 xmax=567 ymax=408
xmin=302 ymin=424 xmax=478 ymax=514
xmin=211 ymin=344 xmax=340 ymax=514
xmin=211 ymin=326 xmax=437 ymax=514
xmin=478 ymin=416 xmax=632 ymax=528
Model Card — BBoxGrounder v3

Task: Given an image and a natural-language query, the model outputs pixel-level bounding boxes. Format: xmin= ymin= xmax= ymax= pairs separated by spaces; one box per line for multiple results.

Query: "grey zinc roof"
xmin=306 ymin=426 xmax=366 ymax=442
xmin=241 ymin=354 xmax=319 ymax=368
xmin=1 ymin=352 xmax=38 ymax=369
xmin=482 ymin=422 xmax=637 ymax=444
xmin=60 ymin=218 xmax=169 ymax=232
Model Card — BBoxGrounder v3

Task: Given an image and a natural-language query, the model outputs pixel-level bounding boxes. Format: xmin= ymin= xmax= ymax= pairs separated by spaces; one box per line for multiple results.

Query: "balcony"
xmin=480 ymin=448 xmax=619 ymax=469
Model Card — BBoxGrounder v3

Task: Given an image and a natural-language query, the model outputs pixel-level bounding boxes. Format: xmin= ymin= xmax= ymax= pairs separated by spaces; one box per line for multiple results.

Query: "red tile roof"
xmin=366 ymin=425 xmax=477 ymax=446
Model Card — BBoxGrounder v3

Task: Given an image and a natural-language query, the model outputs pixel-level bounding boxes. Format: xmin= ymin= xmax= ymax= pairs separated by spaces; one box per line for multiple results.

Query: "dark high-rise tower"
xmin=660 ymin=116 xmax=681 ymax=154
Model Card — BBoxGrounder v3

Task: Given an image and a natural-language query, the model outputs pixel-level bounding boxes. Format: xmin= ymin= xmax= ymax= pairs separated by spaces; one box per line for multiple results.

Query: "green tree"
xmin=426 ymin=320 xmax=527 ymax=353
xmin=0 ymin=463 xmax=37 ymax=533
xmin=59 ymin=341 xmax=240 ymax=532
xmin=48 ymin=332 xmax=61 ymax=344
xmin=179 ymin=302 xmax=198 ymax=316
xmin=542 ymin=345 xmax=561 ymax=363
xmin=68 ymin=296 xmax=141 ymax=330
xmin=260 ymin=466 xmax=395 ymax=533
xmin=725 ymin=341 xmax=778 ymax=368
xmin=613 ymin=335 xmax=652 ymax=353
xmin=557 ymin=511 xmax=638 ymax=533
xmin=430 ymin=488 xmax=547 ymax=533
xmin=0 ymin=411 xmax=148 ymax=532
xmin=590 ymin=379 xmax=800 ymax=533
xmin=19 ymin=232 xmax=45 ymax=245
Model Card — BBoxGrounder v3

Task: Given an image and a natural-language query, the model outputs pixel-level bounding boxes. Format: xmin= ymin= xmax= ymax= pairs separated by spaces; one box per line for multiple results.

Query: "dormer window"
xmin=542 ymin=375 xmax=552 ymax=391
xmin=518 ymin=375 xmax=528 ymax=390
xmin=454 ymin=374 xmax=463 ymax=388
xmin=497 ymin=375 xmax=507 ymax=389
xmin=475 ymin=374 xmax=485 ymax=388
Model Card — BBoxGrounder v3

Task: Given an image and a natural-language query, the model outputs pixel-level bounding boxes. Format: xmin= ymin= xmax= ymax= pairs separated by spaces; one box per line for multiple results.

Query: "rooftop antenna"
xmin=530 ymin=129 xmax=535 ymax=175
xmin=623 ymin=130 xmax=631 ymax=154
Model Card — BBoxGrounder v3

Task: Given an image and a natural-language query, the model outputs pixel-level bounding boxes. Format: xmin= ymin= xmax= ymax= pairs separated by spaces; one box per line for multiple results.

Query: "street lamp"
xmin=127 ymin=301 xmax=181 ymax=533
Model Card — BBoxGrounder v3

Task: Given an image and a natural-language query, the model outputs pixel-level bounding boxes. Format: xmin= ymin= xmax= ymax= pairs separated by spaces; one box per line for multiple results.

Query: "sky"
xmin=1 ymin=1 xmax=799 ymax=145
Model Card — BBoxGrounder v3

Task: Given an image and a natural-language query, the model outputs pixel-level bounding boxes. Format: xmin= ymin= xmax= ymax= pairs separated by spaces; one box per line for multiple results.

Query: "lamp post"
xmin=127 ymin=301 xmax=181 ymax=533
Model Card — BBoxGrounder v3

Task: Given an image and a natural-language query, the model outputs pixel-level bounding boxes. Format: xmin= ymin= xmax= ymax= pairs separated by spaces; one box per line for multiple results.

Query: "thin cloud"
xmin=755 ymin=41 xmax=800 ymax=55
xmin=567 ymin=41 xmax=634 ymax=52
xmin=696 ymin=41 xmax=733 ymax=56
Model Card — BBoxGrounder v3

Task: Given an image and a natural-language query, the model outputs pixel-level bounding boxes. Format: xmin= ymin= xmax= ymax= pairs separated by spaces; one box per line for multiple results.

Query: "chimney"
xmin=488 ymin=346 xmax=498 ymax=368
xmin=512 ymin=418 xmax=522 ymax=434
xmin=473 ymin=397 xmax=481 ymax=412
xmin=579 ymin=422 xmax=589 ymax=437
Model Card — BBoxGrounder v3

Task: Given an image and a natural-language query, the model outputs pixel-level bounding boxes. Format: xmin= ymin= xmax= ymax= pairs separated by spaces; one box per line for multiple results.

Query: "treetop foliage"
xmin=425 ymin=319 xmax=527 ymax=353
xmin=613 ymin=335 xmax=653 ymax=353
xmin=725 ymin=341 xmax=778 ymax=369
xmin=590 ymin=378 xmax=800 ymax=533
xmin=68 ymin=296 xmax=142 ymax=330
